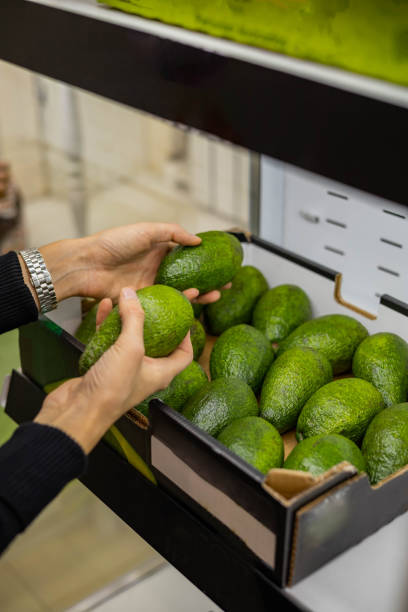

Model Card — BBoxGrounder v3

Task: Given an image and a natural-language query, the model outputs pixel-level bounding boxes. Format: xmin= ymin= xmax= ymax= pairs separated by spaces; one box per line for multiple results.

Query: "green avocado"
xmin=75 ymin=302 xmax=99 ymax=345
xmin=136 ymin=361 xmax=208 ymax=417
xmin=192 ymin=303 xmax=204 ymax=318
xmin=182 ymin=377 xmax=258 ymax=437
xmin=284 ymin=434 xmax=366 ymax=476
xmin=210 ymin=324 xmax=274 ymax=393
xmin=362 ymin=403 xmax=408 ymax=484
xmin=352 ymin=332 xmax=408 ymax=407
xmin=190 ymin=318 xmax=206 ymax=360
xmin=204 ymin=265 xmax=268 ymax=336
xmin=79 ymin=285 xmax=193 ymax=373
xmin=260 ymin=347 xmax=333 ymax=433
xmin=252 ymin=284 xmax=311 ymax=343
xmin=277 ymin=314 xmax=368 ymax=374
xmin=155 ymin=231 xmax=243 ymax=294
xmin=217 ymin=416 xmax=283 ymax=474
xmin=297 ymin=378 xmax=384 ymax=444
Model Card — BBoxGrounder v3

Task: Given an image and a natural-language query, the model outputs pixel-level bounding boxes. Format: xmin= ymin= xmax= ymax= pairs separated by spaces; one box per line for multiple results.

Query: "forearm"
xmin=0 ymin=422 xmax=86 ymax=553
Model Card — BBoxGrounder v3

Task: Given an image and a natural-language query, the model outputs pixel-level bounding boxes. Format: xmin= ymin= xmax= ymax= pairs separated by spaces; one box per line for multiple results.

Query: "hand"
xmin=35 ymin=287 xmax=193 ymax=453
xmin=37 ymin=223 xmax=227 ymax=308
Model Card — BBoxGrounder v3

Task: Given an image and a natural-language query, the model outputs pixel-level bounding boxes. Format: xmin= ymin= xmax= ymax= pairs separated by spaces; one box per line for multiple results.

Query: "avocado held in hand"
xmin=362 ymin=403 xmax=408 ymax=484
xmin=252 ymin=284 xmax=311 ymax=344
xmin=210 ymin=324 xmax=274 ymax=393
xmin=136 ymin=361 xmax=208 ymax=417
xmin=79 ymin=285 xmax=193 ymax=373
xmin=205 ymin=265 xmax=268 ymax=335
xmin=75 ymin=301 xmax=99 ymax=345
xmin=190 ymin=318 xmax=206 ymax=360
xmin=156 ymin=231 xmax=243 ymax=294
xmin=182 ymin=377 xmax=258 ymax=437
xmin=217 ymin=416 xmax=283 ymax=474
xmin=277 ymin=314 xmax=368 ymax=375
xmin=352 ymin=332 xmax=408 ymax=407
xmin=260 ymin=347 xmax=332 ymax=433
xmin=297 ymin=378 xmax=384 ymax=444
xmin=284 ymin=434 xmax=366 ymax=476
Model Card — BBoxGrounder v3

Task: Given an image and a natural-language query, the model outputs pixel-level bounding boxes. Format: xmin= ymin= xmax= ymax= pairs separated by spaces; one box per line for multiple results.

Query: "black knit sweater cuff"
xmin=0 ymin=251 xmax=38 ymax=334
xmin=0 ymin=422 xmax=87 ymax=528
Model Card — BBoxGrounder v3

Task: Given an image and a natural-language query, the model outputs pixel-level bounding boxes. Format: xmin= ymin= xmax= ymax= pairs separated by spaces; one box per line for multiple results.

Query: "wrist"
xmin=39 ymin=237 xmax=90 ymax=302
xmin=36 ymin=389 xmax=113 ymax=455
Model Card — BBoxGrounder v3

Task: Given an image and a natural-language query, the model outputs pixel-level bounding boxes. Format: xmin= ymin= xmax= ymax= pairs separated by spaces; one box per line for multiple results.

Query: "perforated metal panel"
xmin=259 ymin=158 xmax=408 ymax=316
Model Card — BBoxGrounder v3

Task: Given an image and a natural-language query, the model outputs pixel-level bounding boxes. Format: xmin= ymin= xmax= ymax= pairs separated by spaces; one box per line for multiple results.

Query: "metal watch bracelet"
xmin=19 ymin=247 xmax=58 ymax=314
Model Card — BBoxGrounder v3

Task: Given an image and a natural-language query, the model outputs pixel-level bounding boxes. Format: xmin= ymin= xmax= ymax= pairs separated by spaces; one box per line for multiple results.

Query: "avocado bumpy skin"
xmin=297 ymin=378 xmax=384 ymax=444
xmin=182 ymin=377 xmax=258 ymax=437
xmin=260 ymin=347 xmax=333 ymax=433
xmin=277 ymin=314 xmax=368 ymax=375
xmin=78 ymin=285 xmax=193 ymax=374
xmin=352 ymin=332 xmax=408 ymax=407
xmin=362 ymin=403 xmax=408 ymax=484
xmin=155 ymin=231 xmax=243 ymax=294
xmin=217 ymin=416 xmax=284 ymax=474
xmin=136 ymin=361 xmax=208 ymax=417
xmin=190 ymin=318 xmax=206 ymax=360
xmin=252 ymin=284 xmax=311 ymax=344
xmin=284 ymin=434 xmax=366 ymax=476
xmin=204 ymin=265 xmax=268 ymax=336
xmin=75 ymin=301 xmax=99 ymax=345
xmin=210 ymin=324 xmax=274 ymax=393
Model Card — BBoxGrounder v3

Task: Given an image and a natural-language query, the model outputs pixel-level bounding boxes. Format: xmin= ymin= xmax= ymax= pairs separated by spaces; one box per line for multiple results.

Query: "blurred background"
xmin=0 ymin=58 xmax=248 ymax=611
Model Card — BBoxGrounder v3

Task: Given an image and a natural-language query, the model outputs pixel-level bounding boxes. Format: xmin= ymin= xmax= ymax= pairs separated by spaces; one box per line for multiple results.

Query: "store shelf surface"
xmin=1 ymin=0 xmax=408 ymax=205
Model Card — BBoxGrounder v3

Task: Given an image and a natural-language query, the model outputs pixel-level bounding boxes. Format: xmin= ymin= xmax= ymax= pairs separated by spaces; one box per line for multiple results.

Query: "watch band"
xmin=19 ymin=248 xmax=57 ymax=314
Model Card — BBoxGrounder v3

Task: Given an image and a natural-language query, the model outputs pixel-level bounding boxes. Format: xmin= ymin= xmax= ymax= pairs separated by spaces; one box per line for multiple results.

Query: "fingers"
xmin=96 ymin=298 xmax=113 ymax=328
xmin=147 ymin=223 xmax=201 ymax=247
xmin=194 ymin=290 xmax=221 ymax=305
xmin=145 ymin=332 xmax=193 ymax=388
xmin=183 ymin=288 xmax=200 ymax=302
xmin=117 ymin=287 xmax=145 ymax=344
xmin=184 ymin=283 xmax=232 ymax=305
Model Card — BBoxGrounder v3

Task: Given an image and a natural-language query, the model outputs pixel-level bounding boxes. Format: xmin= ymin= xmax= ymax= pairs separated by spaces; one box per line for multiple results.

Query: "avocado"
xmin=352 ymin=332 xmax=408 ymax=407
xmin=284 ymin=434 xmax=366 ymax=476
xmin=79 ymin=285 xmax=193 ymax=373
xmin=75 ymin=302 xmax=99 ymax=345
xmin=136 ymin=361 xmax=208 ymax=417
xmin=252 ymin=284 xmax=311 ymax=344
xmin=260 ymin=347 xmax=333 ymax=433
xmin=43 ymin=378 xmax=71 ymax=394
xmin=182 ymin=377 xmax=258 ymax=437
xmin=278 ymin=314 xmax=368 ymax=374
xmin=362 ymin=403 xmax=408 ymax=484
xmin=192 ymin=303 xmax=204 ymax=318
xmin=210 ymin=324 xmax=274 ymax=393
xmin=190 ymin=318 xmax=206 ymax=360
xmin=217 ymin=416 xmax=283 ymax=474
xmin=155 ymin=231 xmax=243 ymax=294
xmin=204 ymin=265 xmax=268 ymax=336
xmin=297 ymin=378 xmax=384 ymax=444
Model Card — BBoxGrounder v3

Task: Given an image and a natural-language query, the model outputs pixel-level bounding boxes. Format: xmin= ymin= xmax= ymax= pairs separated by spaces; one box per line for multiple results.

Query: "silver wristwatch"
xmin=19 ymin=248 xmax=58 ymax=314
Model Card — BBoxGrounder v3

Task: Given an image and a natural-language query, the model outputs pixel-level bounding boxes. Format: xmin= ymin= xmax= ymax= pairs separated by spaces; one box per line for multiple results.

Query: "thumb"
xmin=117 ymin=287 xmax=145 ymax=345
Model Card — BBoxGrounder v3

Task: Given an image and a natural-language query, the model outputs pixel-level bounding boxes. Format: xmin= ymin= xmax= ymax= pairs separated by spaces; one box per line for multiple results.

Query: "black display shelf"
xmin=5 ymin=369 xmax=309 ymax=612
xmin=1 ymin=0 xmax=408 ymax=206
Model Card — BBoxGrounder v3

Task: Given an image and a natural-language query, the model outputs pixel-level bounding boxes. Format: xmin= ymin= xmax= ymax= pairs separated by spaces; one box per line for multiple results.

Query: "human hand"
xmin=38 ymin=223 xmax=229 ymax=308
xmin=35 ymin=287 xmax=193 ymax=453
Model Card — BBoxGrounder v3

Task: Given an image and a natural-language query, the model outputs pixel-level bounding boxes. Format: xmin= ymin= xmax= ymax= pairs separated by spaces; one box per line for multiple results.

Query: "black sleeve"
xmin=0 ymin=422 xmax=87 ymax=553
xmin=0 ymin=251 xmax=38 ymax=334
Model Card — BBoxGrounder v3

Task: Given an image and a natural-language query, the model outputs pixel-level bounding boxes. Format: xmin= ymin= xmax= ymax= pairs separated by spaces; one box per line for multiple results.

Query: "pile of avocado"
xmin=75 ymin=231 xmax=408 ymax=485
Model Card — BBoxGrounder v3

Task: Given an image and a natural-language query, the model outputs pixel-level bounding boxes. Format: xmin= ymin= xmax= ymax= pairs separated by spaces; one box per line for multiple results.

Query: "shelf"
xmin=5 ymin=369 xmax=308 ymax=612
xmin=1 ymin=0 xmax=407 ymax=205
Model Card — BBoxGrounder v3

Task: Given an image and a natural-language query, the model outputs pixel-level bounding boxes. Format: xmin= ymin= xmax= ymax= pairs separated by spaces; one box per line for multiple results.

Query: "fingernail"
xmin=122 ymin=287 xmax=137 ymax=299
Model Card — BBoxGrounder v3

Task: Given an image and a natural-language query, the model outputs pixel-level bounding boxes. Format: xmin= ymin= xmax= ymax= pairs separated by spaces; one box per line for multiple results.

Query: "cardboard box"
xmin=15 ymin=235 xmax=408 ymax=586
